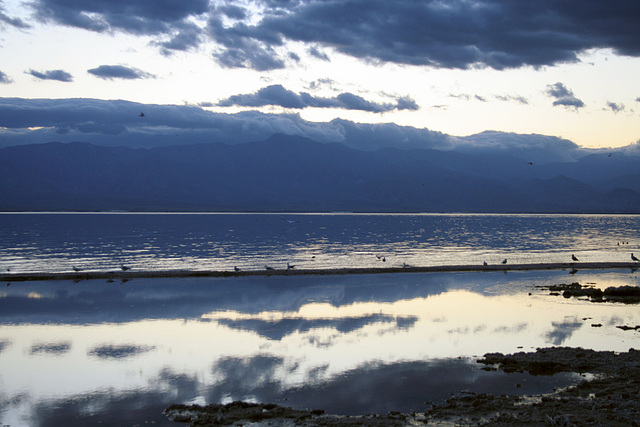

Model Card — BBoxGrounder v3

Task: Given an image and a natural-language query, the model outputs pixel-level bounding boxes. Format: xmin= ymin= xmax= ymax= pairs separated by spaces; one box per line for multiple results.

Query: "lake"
xmin=1 ymin=212 xmax=639 ymax=274
xmin=1 ymin=213 xmax=639 ymax=425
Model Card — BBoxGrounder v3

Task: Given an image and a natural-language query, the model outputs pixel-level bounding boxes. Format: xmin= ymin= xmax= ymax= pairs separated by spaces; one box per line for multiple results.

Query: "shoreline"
xmin=2 ymin=261 xmax=638 ymax=282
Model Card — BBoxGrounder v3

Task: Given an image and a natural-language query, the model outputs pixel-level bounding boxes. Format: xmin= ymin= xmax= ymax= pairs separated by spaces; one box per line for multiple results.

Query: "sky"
xmin=1 ymin=0 xmax=640 ymax=151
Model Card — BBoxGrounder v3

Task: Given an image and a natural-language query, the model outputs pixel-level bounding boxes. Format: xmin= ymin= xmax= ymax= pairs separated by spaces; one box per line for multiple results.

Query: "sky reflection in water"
xmin=1 ymin=269 xmax=640 ymax=425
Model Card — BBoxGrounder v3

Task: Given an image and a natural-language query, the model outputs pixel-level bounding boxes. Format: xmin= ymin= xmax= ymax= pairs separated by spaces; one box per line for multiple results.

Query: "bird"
xmin=72 ymin=266 xmax=81 ymax=272
xmin=234 ymin=266 xmax=241 ymax=272
xmin=502 ymin=259 xmax=507 ymax=264
xmin=483 ymin=261 xmax=488 ymax=266
xmin=572 ymin=254 xmax=579 ymax=262
xmin=121 ymin=264 xmax=130 ymax=271
xmin=528 ymin=162 xmax=533 ymax=166
xmin=632 ymin=253 xmax=639 ymax=262
xmin=265 ymin=265 xmax=275 ymax=271
xmin=139 ymin=112 xmax=145 ymax=117
xmin=402 ymin=263 xmax=410 ymax=268
xmin=287 ymin=263 xmax=295 ymax=269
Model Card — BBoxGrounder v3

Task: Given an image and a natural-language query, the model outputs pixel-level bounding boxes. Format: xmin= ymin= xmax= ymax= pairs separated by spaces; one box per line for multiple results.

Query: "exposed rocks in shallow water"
xmin=540 ymin=282 xmax=640 ymax=303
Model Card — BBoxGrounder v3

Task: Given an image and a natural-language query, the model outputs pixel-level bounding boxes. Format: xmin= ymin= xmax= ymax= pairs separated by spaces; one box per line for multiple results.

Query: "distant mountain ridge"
xmin=1 ymin=134 xmax=639 ymax=213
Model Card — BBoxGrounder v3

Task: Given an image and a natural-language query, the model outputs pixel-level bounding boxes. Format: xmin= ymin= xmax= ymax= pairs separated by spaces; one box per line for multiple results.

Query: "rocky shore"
xmin=165 ymin=346 xmax=640 ymax=426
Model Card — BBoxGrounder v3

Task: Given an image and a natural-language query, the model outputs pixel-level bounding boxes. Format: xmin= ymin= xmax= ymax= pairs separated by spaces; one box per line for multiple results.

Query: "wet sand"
xmin=2 ymin=261 xmax=638 ymax=282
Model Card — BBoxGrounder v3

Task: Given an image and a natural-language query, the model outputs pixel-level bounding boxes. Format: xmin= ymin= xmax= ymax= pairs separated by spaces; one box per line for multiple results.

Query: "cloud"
xmin=307 ymin=78 xmax=337 ymax=91
xmin=449 ymin=93 xmax=487 ymax=102
xmin=0 ymin=70 xmax=12 ymax=84
xmin=22 ymin=1 xmax=640 ymax=72
xmin=0 ymin=97 xmax=594 ymax=162
xmin=0 ymin=3 xmax=29 ymax=28
xmin=208 ymin=16 xmax=286 ymax=71
xmin=494 ymin=95 xmax=529 ymax=105
xmin=204 ymin=0 xmax=640 ymax=70
xmin=30 ymin=0 xmax=209 ymax=54
xmin=216 ymin=84 xmax=419 ymax=113
xmin=308 ymin=45 xmax=330 ymax=61
xmin=26 ymin=69 xmax=73 ymax=82
xmin=605 ymin=102 xmax=625 ymax=113
xmin=545 ymin=82 xmax=585 ymax=110
xmin=155 ymin=23 xmax=203 ymax=55
xmin=87 ymin=65 xmax=155 ymax=80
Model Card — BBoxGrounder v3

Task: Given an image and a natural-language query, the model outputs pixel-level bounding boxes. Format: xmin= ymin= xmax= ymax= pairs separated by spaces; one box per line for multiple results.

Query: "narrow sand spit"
xmin=165 ymin=347 xmax=640 ymax=426
xmin=2 ymin=261 xmax=638 ymax=282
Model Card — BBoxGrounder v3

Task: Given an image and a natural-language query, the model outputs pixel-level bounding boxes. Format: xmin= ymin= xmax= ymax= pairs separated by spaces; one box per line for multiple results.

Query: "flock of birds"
xmin=228 ymin=252 xmax=640 ymax=273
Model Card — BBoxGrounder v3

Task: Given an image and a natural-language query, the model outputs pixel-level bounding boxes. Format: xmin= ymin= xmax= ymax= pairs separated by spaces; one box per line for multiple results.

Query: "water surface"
xmin=2 ymin=270 xmax=639 ymax=425
xmin=1 ymin=212 xmax=638 ymax=274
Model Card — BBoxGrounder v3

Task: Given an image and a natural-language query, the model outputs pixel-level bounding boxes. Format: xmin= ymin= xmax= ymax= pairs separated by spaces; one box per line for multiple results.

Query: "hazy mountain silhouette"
xmin=1 ymin=134 xmax=638 ymax=212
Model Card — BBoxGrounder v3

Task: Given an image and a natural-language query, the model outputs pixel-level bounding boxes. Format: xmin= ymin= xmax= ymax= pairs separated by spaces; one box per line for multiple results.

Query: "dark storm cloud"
xmin=205 ymin=0 xmax=640 ymax=70
xmin=26 ymin=69 xmax=73 ymax=82
xmin=208 ymin=16 xmax=286 ymax=70
xmin=21 ymin=1 xmax=640 ymax=72
xmin=87 ymin=65 xmax=155 ymax=80
xmin=545 ymin=82 xmax=585 ymax=110
xmin=0 ymin=70 xmax=12 ymax=84
xmin=216 ymin=84 xmax=419 ymax=113
xmin=605 ymin=102 xmax=625 ymax=113
xmin=30 ymin=0 xmax=209 ymax=53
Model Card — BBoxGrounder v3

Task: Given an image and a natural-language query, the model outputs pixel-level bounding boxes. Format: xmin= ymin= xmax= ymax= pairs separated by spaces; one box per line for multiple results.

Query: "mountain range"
xmin=1 ymin=134 xmax=639 ymax=213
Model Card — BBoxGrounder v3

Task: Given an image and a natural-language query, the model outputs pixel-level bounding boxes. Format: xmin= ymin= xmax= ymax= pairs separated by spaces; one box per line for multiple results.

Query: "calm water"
xmin=1 ymin=213 xmax=639 ymax=426
xmin=1 ymin=212 xmax=639 ymax=273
